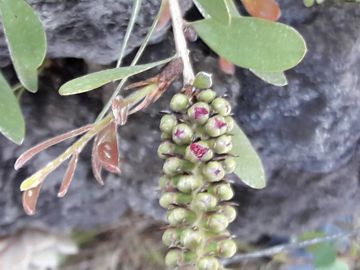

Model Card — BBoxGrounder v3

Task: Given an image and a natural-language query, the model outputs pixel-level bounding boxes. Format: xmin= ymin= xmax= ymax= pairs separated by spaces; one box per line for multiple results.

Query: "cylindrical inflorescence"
xmin=158 ymin=72 xmax=237 ymax=270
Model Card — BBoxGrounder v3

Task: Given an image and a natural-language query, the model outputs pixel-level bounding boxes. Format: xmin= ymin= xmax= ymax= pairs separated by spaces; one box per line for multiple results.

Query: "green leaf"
xmin=193 ymin=17 xmax=307 ymax=72
xmin=0 ymin=0 xmax=47 ymax=93
xmin=225 ymin=0 xmax=241 ymax=17
xmin=59 ymin=57 xmax=175 ymax=96
xmin=300 ymin=231 xmax=337 ymax=267
xmin=193 ymin=0 xmax=231 ymax=24
xmin=0 ymin=72 xmax=25 ymax=144
xmin=230 ymin=122 xmax=266 ymax=189
xmin=251 ymin=69 xmax=288 ymax=86
xmin=316 ymin=259 xmax=349 ymax=270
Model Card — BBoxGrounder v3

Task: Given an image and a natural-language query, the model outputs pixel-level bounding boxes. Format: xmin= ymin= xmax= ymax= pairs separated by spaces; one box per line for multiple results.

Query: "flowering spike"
xmin=22 ymin=184 xmax=42 ymax=216
xmin=159 ymin=76 xmax=237 ymax=268
xmin=57 ymin=153 xmax=79 ymax=198
xmin=15 ymin=124 xmax=93 ymax=170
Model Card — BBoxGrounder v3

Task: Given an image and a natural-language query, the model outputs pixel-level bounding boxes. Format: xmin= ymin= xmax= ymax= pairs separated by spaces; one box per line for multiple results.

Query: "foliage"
xmin=231 ymin=122 xmax=266 ymax=189
xmin=0 ymin=0 xmax=46 ymax=93
xmin=0 ymin=0 xmax=46 ymax=143
xmin=301 ymin=231 xmax=350 ymax=270
xmin=0 ymin=0 xmax=318 ymax=268
xmin=0 ymin=73 xmax=25 ymax=144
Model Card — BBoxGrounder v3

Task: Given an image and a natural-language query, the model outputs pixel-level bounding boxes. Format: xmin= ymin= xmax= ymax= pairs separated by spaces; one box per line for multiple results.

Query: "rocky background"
xmin=0 ymin=0 xmax=359 ymax=245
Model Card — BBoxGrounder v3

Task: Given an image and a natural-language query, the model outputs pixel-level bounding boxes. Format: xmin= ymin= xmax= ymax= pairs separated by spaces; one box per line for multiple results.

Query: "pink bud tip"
xmin=194 ymin=107 xmax=209 ymax=120
xmin=190 ymin=143 xmax=209 ymax=159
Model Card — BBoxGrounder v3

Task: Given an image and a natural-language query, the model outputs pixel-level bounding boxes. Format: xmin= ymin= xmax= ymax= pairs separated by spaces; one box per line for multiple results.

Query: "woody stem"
xmin=168 ymin=0 xmax=195 ymax=86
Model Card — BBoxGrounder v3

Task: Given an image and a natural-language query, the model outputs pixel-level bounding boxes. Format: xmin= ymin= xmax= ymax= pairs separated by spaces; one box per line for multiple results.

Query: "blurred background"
xmin=0 ymin=0 xmax=360 ymax=269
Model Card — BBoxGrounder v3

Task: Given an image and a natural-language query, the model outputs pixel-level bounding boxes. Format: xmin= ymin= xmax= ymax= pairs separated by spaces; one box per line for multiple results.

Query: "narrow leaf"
xmin=0 ymin=72 xmax=25 ymax=144
xmin=112 ymin=97 xmax=129 ymax=126
xmin=20 ymin=169 xmax=52 ymax=191
xmin=193 ymin=0 xmax=231 ymax=24
xmin=22 ymin=184 xmax=41 ymax=215
xmin=92 ymin=135 xmax=104 ymax=185
xmin=251 ymin=69 xmax=288 ymax=86
xmin=230 ymin=123 xmax=266 ymax=189
xmin=0 ymin=0 xmax=47 ymax=92
xmin=15 ymin=124 xmax=93 ymax=170
xmin=193 ymin=17 xmax=307 ymax=72
xmin=241 ymin=0 xmax=281 ymax=21
xmin=57 ymin=153 xmax=79 ymax=198
xmin=225 ymin=0 xmax=241 ymax=17
xmin=116 ymin=0 xmax=142 ymax=68
xmin=59 ymin=57 xmax=175 ymax=96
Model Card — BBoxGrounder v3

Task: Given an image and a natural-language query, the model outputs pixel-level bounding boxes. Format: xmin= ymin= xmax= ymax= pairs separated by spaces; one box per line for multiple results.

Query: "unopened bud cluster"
xmin=158 ymin=72 xmax=237 ymax=270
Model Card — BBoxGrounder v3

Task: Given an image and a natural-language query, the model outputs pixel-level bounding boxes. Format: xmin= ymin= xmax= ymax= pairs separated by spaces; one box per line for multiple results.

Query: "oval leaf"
xmin=193 ymin=17 xmax=307 ymax=72
xmin=0 ymin=0 xmax=47 ymax=93
xmin=193 ymin=0 xmax=231 ymax=24
xmin=241 ymin=0 xmax=281 ymax=21
xmin=59 ymin=57 xmax=175 ymax=96
xmin=316 ymin=259 xmax=349 ymax=270
xmin=0 ymin=72 xmax=25 ymax=144
xmin=251 ymin=69 xmax=288 ymax=86
xmin=230 ymin=122 xmax=266 ymax=189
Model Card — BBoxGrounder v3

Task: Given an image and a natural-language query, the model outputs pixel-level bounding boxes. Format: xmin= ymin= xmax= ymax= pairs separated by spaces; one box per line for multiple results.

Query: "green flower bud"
xmin=224 ymin=116 xmax=234 ymax=132
xmin=159 ymin=175 xmax=171 ymax=189
xmin=193 ymin=72 xmax=213 ymax=89
xmin=158 ymin=141 xmax=175 ymax=159
xmin=172 ymin=123 xmax=193 ymax=145
xmin=161 ymin=132 xmax=171 ymax=140
xmin=196 ymin=256 xmax=220 ymax=270
xmin=202 ymin=161 xmax=225 ymax=182
xmin=197 ymin=89 xmax=217 ymax=103
xmin=217 ymin=239 xmax=237 ymax=258
xmin=211 ymin=183 xmax=234 ymax=201
xmin=167 ymin=208 xmax=196 ymax=226
xmin=211 ymin=97 xmax=231 ymax=116
xmin=181 ymin=229 xmax=203 ymax=250
xmin=192 ymin=193 xmax=218 ymax=212
xmin=162 ymin=228 xmax=180 ymax=246
xmin=165 ymin=249 xmax=183 ymax=268
xmin=221 ymin=205 xmax=237 ymax=223
xmin=177 ymin=174 xmax=202 ymax=193
xmin=170 ymin=93 xmax=189 ymax=112
xmin=159 ymin=192 xmax=192 ymax=209
xmin=222 ymin=156 xmax=236 ymax=174
xmin=213 ymin=135 xmax=233 ymax=154
xmin=160 ymin=114 xmax=177 ymax=133
xmin=206 ymin=214 xmax=229 ymax=233
xmin=205 ymin=116 xmax=228 ymax=137
xmin=185 ymin=142 xmax=214 ymax=163
xmin=187 ymin=102 xmax=210 ymax=125
xmin=163 ymin=157 xmax=185 ymax=176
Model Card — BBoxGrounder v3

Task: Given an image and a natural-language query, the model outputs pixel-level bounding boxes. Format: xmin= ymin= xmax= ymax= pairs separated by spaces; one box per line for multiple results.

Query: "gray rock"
xmin=1 ymin=0 xmax=360 ymax=243
xmin=0 ymin=0 xmax=193 ymax=66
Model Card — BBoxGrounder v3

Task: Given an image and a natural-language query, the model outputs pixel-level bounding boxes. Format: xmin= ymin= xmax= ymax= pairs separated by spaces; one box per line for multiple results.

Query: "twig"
xmin=116 ymin=0 xmax=143 ymax=68
xmin=96 ymin=1 xmax=167 ymax=122
xmin=223 ymin=229 xmax=360 ymax=266
xmin=168 ymin=0 xmax=195 ymax=85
